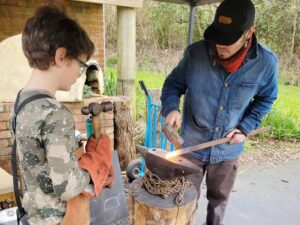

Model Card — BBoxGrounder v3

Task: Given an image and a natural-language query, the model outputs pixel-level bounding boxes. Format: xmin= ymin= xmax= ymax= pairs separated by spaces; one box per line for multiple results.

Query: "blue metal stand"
xmin=138 ymin=81 xmax=174 ymax=177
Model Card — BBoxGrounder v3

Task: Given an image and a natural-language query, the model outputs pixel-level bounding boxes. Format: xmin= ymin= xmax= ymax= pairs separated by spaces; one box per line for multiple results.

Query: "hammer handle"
xmin=92 ymin=116 xmax=101 ymax=138
xmin=139 ymin=80 xmax=150 ymax=97
xmin=162 ymin=123 xmax=184 ymax=149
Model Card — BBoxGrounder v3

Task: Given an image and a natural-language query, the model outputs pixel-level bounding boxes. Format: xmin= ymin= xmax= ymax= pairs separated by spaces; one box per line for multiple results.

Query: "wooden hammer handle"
xmin=92 ymin=116 xmax=101 ymax=138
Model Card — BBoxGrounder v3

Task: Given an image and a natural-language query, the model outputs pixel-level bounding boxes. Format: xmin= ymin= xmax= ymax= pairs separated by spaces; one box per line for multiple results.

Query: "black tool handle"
xmin=139 ymin=80 xmax=149 ymax=97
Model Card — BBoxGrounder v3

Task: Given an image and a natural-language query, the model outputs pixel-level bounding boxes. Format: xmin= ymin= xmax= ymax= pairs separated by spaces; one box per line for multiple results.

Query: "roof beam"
xmin=73 ymin=0 xmax=143 ymax=8
xmin=153 ymin=0 xmax=221 ymax=6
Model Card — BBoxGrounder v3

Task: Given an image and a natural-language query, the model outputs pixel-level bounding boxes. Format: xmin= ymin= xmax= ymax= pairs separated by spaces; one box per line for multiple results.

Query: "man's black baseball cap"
xmin=204 ymin=0 xmax=255 ymax=45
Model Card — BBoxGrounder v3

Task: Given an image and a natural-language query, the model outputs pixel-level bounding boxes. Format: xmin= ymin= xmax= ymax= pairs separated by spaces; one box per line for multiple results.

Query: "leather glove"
xmin=104 ymin=166 xmax=115 ymax=189
xmin=78 ymin=134 xmax=112 ymax=198
xmin=85 ymin=135 xmax=98 ymax=152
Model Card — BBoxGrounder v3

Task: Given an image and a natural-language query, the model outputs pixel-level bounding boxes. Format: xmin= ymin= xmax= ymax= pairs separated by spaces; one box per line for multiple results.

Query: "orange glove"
xmin=104 ymin=166 xmax=115 ymax=189
xmin=78 ymin=134 xmax=112 ymax=198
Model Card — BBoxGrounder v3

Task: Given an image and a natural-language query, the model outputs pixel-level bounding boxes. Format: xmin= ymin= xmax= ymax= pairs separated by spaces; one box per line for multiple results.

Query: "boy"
xmin=10 ymin=4 xmax=113 ymax=225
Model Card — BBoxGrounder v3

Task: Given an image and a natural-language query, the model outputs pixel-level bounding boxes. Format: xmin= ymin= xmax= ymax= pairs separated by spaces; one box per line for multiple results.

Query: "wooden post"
xmin=117 ymin=6 xmax=136 ymax=121
xmin=128 ymin=178 xmax=198 ymax=225
xmin=114 ymin=100 xmax=136 ymax=170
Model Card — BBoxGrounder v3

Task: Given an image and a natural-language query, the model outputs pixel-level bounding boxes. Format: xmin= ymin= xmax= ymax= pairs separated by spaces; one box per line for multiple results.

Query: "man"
xmin=160 ymin=0 xmax=278 ymax=224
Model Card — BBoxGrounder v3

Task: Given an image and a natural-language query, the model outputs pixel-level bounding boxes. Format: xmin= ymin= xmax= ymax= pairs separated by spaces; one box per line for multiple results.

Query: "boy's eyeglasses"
xmin=77 ymin=58 xmax=89 ymax=75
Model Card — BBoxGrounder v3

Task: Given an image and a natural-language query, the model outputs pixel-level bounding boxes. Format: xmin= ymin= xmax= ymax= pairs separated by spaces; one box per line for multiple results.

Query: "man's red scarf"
xmin=214 ymin=35 xmax=253 ymax=74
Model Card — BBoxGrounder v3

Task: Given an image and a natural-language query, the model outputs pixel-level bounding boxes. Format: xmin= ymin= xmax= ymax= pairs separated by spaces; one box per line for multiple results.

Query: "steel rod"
xmin=166 ymin=127 xmax=271 ymax=159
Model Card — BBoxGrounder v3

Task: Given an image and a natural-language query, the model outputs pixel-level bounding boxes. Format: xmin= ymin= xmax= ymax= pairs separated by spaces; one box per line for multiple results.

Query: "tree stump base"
xmin=128 ymin=177 xmax=198 ymax=225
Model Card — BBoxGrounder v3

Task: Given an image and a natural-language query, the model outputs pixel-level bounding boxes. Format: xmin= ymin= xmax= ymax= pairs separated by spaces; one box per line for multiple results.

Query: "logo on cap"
xmin=218 ymin=16 xmax=232 ymax=25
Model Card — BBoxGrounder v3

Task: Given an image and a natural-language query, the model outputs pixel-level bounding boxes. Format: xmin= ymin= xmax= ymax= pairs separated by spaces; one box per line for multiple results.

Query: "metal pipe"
xmin=188 ymin=2 xmax=196 ymax=45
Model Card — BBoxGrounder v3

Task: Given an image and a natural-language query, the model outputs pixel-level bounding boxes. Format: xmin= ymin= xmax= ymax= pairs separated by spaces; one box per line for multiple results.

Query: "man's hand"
xmin=165 ymin=110 xmax=181 ymax=128
xmin=226 ymin=129 xmax=246 ymax=144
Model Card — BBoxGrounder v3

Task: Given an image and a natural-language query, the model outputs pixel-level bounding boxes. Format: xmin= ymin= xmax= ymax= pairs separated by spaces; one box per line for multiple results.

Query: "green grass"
xmin=106 ymin=68 xmax=165 ymax=88
xmin=106 ymin=67 xmax=166 ymax=118
xmin=260 ymin=85 xmax=300 ymax=140
xmin=275 ymin=85 xmax=300 ymax=122
xmin=105 ymin=67 xmax=300 ymax=139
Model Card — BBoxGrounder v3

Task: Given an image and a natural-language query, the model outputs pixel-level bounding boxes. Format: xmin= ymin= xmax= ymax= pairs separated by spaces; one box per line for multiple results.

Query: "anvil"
xmin=136 ymin=127 xmax=271 ymax=180
xmin=136 ymin=145 xmax=201 ymax=180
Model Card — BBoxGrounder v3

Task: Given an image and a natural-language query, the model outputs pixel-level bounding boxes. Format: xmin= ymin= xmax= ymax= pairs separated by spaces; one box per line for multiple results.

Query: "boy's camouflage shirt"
xmin=10 ymin=89 xmax=90 ymax=225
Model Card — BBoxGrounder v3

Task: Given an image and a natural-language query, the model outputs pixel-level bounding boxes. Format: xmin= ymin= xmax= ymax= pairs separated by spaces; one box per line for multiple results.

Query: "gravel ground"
xmin=240 ymin=138 xmax=300 ymax=167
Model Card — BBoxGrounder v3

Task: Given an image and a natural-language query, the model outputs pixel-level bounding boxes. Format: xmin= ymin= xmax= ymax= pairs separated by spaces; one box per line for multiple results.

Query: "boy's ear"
xmin=54 ymin=47 xmax=67 ymax=66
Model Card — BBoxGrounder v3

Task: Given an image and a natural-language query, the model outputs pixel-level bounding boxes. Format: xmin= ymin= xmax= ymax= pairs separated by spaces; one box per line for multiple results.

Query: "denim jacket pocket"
xmin=183 ymin=117 xmax=212 ymax=148
xmin=191 ymin=115 xmax=212 ymax=132
xmin=232 ymin=82 xmax=260 ymax=110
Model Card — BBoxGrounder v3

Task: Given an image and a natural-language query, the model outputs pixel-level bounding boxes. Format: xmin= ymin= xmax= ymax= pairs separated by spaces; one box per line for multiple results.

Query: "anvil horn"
xmin=136 ymin=145 xmax=149 ymax=158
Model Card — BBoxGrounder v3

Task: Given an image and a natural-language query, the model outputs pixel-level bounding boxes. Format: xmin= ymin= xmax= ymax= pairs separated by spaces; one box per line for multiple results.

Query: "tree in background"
xmin=105 ymin=0 xmax=299 ymax=82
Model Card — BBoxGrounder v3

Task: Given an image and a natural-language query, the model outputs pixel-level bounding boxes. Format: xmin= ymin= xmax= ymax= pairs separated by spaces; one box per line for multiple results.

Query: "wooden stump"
xmin=128 ymin=178 xmax=198 ymax=225
xmin=114 ymin=100 xmax=136 ymax=170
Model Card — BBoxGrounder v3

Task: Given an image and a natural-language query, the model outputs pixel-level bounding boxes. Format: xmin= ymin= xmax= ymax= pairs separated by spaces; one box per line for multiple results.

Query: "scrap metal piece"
xmin=136 ymin=145 xmax=200 ymax=180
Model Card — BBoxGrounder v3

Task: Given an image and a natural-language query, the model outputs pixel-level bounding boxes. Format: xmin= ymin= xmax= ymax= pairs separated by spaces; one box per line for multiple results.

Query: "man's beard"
xmin=218 ymin=53 xmax=227 ymax=59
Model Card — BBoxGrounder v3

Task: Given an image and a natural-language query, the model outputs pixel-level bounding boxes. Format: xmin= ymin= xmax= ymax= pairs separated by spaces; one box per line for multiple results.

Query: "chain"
xmin=143 ymin=170 xmax=191 ymax=206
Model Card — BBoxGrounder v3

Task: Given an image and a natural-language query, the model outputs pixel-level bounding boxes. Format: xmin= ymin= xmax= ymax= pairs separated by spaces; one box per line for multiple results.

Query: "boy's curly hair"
xmin=22 ymin=3 xmax=94 ymax=70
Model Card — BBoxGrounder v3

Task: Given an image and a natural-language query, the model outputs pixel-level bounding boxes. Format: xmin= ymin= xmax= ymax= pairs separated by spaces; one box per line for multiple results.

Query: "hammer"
xmin=81 ymin=102 xmax=113 ymax=138
xmin=162 ymin=124 xmax=184 ymax=149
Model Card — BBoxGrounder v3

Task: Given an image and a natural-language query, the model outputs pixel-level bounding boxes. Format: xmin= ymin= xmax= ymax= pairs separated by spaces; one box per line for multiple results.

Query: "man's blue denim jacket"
xmin=161 ymin=35 xmax=278 ymax=163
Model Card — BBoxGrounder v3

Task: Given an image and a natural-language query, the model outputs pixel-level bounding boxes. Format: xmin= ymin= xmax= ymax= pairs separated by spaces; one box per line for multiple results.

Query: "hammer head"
xmin=81 ymin=102 xmax=113 ymax=116
xmin=162 ymin=124 xmax=184 ymax=149
xmin=81 ymin=106 xmax=90 ymax=115
xmin=136 ymin=145 xmax=200 ymax=180
xmin=101 ymin=102 xmax=113 ymax=112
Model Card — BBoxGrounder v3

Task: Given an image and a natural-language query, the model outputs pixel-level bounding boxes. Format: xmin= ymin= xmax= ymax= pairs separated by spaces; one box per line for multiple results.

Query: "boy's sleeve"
xmin=40 ymin=105 xmax=91 ymax=201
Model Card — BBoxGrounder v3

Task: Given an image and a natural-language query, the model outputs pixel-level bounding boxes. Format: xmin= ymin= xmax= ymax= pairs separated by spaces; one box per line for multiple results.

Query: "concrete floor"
xmin=195 ymin=160 xmax=300 ymax=225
